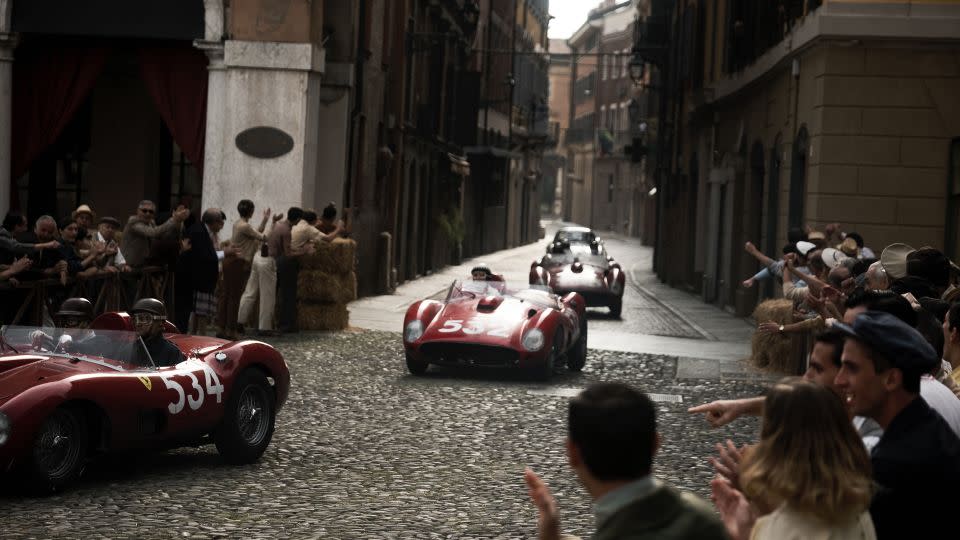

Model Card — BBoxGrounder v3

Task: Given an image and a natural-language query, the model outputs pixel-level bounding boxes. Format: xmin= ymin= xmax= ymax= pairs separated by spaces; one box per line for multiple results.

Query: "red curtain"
xmin=11 ymin=45 xmax=109 ymax=205
xmin=138 ymin=46 xmax=208 ymax=173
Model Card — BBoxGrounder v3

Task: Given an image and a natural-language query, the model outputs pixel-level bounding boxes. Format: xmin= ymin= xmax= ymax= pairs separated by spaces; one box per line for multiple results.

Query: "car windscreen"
xmin=449 ymin=279 xmax=507 ymax=299
xmin=510 ymin=288 xmax=560 ymax=309
xmin=543 ymin=253 xmax=609 ymax=267
xmin=556 ymin=230 xmax=594 ymax=243
xmin=0 ymin=325 xmax=156 ymax=370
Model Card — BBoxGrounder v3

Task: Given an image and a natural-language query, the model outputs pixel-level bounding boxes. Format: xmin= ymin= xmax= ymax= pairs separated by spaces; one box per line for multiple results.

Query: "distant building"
xmin=644 ymin=0 xmax=960 ymax=315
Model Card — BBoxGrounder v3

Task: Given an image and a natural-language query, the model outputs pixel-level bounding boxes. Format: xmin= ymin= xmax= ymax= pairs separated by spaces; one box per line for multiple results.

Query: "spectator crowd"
xmin=523 ymin=224 xmax=959 ymax=539
xmin=0 ymin=200 xmax=349 ymax=337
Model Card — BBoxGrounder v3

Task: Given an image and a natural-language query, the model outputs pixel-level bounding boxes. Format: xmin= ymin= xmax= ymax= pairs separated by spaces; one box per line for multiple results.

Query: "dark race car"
xmin=0 ymin=312 xmax=290 ymax=493
xmin=547 ymin=226 xmax=604 ymax=255
xmin=530 ymin=242 xmax=626 ymax=317
xmin=402 ymin=279 xmax=588 ymax=380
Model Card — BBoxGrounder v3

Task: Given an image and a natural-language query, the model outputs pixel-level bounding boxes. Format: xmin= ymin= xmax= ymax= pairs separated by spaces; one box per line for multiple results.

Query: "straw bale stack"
xmin=300 ymin=237 xmax=356 ymax=274
xmin=749 ymin=299 xmax=793 ymax=371
xmin=298 ymin=302 xmax=349 ymax=331
xmin=297 ymin=237 xmax=357 ymax=331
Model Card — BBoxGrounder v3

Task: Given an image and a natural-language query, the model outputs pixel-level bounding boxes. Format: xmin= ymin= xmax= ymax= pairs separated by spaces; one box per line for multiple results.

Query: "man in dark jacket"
xmin=834 ymin=311 xmax=960 ymax=539
xmin=524 ymin=383 xmax=727 ymax=540
xmin=132 ymin=298 xmax=183 ymax=367
xmin=175 ymin=208 xmax=224 ymax=333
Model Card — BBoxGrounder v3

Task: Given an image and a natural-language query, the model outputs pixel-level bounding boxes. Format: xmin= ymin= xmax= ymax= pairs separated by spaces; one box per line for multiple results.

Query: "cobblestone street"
xmin=1 ymin=223 xmax=770 ymax=538
xmin=1 ymin=330 xmax=764 ymax=539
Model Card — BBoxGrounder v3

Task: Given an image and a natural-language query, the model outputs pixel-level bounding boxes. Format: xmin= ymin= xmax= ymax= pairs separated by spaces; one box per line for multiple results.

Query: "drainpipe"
xmin=345 ymin=0 xmax=368 ymax=210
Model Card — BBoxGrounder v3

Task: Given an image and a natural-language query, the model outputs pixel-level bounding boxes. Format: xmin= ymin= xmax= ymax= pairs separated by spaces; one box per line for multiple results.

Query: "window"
xmin=622 ymin=48 xmax=629 ymax=77
xmin=602 ymin=54 xmax=608 ymax=80
xmin=947 ymin=138 xmax=960 ymax=260
xmin=608 ymin=174 xmax=614 ymax=203
xmin=169 ymin=142 xmax=202 ymax=211
xmin=600 ymin=105 xmax=606 ymax=130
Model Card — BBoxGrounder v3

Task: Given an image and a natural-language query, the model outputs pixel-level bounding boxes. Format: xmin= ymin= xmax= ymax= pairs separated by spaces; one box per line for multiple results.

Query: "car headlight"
xmin=0 ymin=411 xmax=10 ymax=447
xmin=404 ymin=320 xmax=424 ymax=343
xmin=522 ymin=329 xmax=545 ymax=352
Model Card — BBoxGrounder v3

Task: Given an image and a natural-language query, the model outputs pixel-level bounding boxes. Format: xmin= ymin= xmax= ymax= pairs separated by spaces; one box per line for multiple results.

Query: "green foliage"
xmin=436 ymin=207 xmax=465 ymax=245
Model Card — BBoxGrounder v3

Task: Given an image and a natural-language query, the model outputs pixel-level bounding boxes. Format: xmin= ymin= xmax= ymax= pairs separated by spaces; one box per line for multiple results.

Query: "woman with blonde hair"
xmin=713 ymin=377 xmax=875 ymax=539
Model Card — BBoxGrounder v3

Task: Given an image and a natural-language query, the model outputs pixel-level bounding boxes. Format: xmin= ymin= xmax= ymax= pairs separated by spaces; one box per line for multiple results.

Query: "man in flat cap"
xmin=834 ymin=311 xmax=960 ymax=540
xmin=95 ymin=216 xmax=129 ymax=273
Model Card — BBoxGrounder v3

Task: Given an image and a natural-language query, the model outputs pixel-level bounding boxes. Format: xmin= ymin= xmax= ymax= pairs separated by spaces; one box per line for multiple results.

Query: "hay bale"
xmin=297 ymin=302 xmax=349 ymax=331
xmin=749 ymin=299 xmax=794 ymax=371
xmin=297 ymin=270 xmax=357 ymax=304
xmin=300 ymin=238 xmax=356 ymax=274
xmin=752 ymin=298 xmax=793 ymax=325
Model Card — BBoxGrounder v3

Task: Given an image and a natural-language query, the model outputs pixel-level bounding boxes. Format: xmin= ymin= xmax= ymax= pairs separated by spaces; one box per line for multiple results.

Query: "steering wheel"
xmin=30 ymin=332 xmax=55 ymax=352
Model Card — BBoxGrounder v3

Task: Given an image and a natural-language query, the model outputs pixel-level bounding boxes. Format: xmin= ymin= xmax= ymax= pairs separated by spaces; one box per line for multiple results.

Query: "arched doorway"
xmin=738 ymin=141 xmax=765 ymax=310
xmin=788 ymin=126 xmax=808 ymax=230
xmin=764 ymin=133 xmax=783 ymax=298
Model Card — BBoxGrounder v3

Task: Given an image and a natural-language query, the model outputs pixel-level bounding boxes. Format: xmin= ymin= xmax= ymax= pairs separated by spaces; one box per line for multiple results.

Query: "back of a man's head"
xmin=287 ymin=207 xmax=304 ymax=223
xmin=2 ymin=211 xmax=24 ymax=231
xmin=568 ymin=383 xmax=656 ymax=481
xmin=845 ymin=289 xmax=918 ymax=327
xmin=907 ymin=247 xmax=949 ymax=289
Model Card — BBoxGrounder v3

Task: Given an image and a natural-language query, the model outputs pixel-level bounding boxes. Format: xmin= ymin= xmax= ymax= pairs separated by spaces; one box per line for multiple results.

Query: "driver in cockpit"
xmin=471 ymin=263 xmax=493 ymax=281
xmin=30 ymin=297 xmax=96 ymax=351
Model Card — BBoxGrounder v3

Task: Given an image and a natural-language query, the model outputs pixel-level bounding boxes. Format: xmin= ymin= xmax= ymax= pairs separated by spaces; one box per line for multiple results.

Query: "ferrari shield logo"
xmin=137 ymin=376 xmax=152 ymax=391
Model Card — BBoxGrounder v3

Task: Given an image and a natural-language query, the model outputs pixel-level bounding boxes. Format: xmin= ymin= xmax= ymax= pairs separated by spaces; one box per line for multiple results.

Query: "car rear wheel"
xmin=609 ymin=299 xmax=622 ymax=318
xmin=406 ymin=352 xmax=429 ymax=376
xmin=26 ymin=406 xmax=88 ymax=493
xmin=567 ymin=318 xmax=588 ymax=372
xmin=215 ymin=369 xmax=276 ymax=465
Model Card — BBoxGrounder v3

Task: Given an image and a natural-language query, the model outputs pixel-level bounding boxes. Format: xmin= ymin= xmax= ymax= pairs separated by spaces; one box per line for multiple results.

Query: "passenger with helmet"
xmin=131 ymin=298 xmax=184 ymax=367
xmin=55 ymin=297 xmax=94 ymax=329
xmin=471 ymin=263 xmax=492 ymax=281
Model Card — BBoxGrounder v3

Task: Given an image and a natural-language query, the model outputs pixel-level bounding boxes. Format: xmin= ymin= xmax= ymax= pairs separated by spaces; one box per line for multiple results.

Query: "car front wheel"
xmin=406 ymin=352 xmax=429 ymax=375
xmin=567 ymin=318 xmax=588 ymax=372
xmin=215 ymin=369 xmax=276 ymax=465
xmin=26 ymin=406 xmax=88 ymax=494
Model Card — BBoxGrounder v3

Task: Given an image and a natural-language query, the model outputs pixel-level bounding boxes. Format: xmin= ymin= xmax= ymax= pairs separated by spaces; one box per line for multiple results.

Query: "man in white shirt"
xmin=96 ymin=216 xmax=129 ymax=272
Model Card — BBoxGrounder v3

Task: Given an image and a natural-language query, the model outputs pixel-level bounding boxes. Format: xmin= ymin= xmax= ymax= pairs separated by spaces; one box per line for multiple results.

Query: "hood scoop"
xmin=476 ymin=295 xmax=504 ymax=311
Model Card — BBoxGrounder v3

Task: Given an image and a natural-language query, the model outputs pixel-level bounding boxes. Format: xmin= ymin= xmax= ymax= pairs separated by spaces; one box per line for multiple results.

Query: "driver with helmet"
xmin=131 ymin=298 xmax=184 ymax=367
xmin=471 ymin=263 xmax=493 ymax=280
xmin=30 ymin=297 xmax=97 ymax=351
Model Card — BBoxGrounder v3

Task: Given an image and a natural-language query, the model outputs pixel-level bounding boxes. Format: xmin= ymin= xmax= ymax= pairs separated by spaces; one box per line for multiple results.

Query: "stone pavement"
xmin=349 ymin=220 xmax=762 ymax=381
xmin=1 ymin=330 xmax=766 ymax=539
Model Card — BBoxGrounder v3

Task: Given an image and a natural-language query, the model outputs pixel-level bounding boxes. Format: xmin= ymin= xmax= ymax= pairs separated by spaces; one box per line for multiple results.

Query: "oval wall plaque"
xmin=235 ymin=126 xmax=295 ymax=159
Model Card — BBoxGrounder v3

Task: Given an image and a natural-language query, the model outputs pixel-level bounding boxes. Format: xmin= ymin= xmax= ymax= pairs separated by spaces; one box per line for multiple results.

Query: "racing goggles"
xmin=59 ymin=316 xmax=86 ymax=328
xmin=133 ymin=313 xmax=164 ymax=325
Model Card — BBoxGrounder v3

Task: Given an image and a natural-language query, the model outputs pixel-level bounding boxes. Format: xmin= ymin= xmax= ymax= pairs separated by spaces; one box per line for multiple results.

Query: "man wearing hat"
xmin=834 ymin=311 xmax=960 ymax=539
xmin=95 ymin=216 xmax=129 ymax=272
xmin=72 ymin=204 xmax=97 ymax=254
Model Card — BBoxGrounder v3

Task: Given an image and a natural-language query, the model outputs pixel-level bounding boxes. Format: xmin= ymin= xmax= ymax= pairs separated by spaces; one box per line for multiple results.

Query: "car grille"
xmin=420 ymin=343 xmax=520 ymax=367
xmin=553 ymin=289 xmax=613 ymax=306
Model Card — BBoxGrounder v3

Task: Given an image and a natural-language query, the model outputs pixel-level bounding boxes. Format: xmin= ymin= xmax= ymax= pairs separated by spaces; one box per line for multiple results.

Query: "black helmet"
xmin=471 ymin=263 xmax=491 ymax=277
xmin=131 ymin=298 xmax=166 ymax=317
xmin=56 ymin=297 xmax=93 ymax=320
